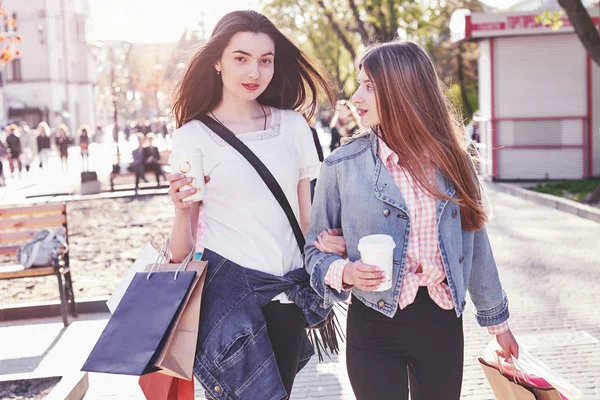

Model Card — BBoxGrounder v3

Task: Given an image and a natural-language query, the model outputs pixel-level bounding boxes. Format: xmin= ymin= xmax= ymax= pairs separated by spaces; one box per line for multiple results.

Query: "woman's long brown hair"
xmin=172 ymin=10 xmax=335 ymax=128
xmin=360 ymin=41 xmax=487 ymax=231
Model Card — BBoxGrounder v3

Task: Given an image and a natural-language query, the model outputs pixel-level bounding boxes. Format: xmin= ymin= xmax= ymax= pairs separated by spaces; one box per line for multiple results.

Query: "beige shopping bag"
xmin=479 ymin=358 xmax=563 ymax=400
xmin=144 ymin=259 xmax=207 ymax=380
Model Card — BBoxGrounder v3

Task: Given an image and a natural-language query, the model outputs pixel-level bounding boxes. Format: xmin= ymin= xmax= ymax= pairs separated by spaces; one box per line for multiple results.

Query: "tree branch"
xmin=557 ymin=0 xmax=600 ymax=67
xmin=316 ymin=0 xmax=357 ymax=59
xmin=348 ymin=0 xmax=370 ymax=44
xmin=457 ymin=43 xmax=474 ymax=119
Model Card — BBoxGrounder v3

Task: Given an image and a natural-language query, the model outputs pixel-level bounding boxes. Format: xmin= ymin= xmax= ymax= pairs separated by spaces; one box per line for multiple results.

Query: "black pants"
xmin=347 ymin=288 xmax=464 ymax=400
xmin=262 ymin=301 xmax=307 ymax=398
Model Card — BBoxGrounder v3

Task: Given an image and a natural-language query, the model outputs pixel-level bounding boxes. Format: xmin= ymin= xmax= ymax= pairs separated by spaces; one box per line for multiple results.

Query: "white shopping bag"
xmin=106 ymin=243 xmax=160 ymax=313
xmin=484 ymin=340 xmax=583 ymax=400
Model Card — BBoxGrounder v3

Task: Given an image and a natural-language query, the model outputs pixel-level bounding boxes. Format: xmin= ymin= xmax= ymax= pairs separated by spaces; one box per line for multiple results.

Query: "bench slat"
xmin=0 ymin=230 xmax=37 ymax=243
xmin=0 ymin=204 xmax=65 ymax=218
xmin=0 ymin=214 xmax=67 ymax=231
xmin=0 ymin=245 xmax=18 ymax=255
xmin=0 ymin=265 xmax=56 ymax=279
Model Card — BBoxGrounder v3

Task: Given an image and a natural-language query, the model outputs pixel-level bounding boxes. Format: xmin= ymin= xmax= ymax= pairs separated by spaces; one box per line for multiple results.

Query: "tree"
xmin=265 ymin=0 xmax=482 ymax=119
xmin=557 ymin=0 xmax=600 ymax=67
xmin=264 ymin=0 xmax=482 ymax=111
xmin=0 ymin=1 xmax=22 ymax=67
xmin=554 ymin=1 xmax=600 ymax=197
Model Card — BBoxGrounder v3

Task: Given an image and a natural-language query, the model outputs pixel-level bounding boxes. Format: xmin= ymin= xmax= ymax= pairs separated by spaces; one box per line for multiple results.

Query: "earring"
xmin=216 ymin=70 xmax=221 ymax=75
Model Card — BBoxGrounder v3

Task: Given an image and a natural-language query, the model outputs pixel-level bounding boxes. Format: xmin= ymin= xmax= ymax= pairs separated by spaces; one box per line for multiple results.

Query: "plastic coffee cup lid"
xmin=357 ymin=234 xmax=396 ymax=253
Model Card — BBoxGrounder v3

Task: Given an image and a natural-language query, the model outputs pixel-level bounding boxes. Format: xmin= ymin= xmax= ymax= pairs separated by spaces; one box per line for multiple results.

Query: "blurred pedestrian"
xmin=0 ymin=138 xmax=7 ymax=185
xmin=129 ymin=133 xmax=147 ymax=190
xmin=95 ymin=125 xmax=104 ymax=143
xmin=124 ymin=124 xmax=131 ymax=141
xmin=36 ymin=122 xmax=52 ymax=171
xmin=56 ymin=124 xmax=72 ymax=171
xmin=144 ymin=132 xmax=165 ymax=186
xmin=19 ymin=124 xmax=37 ymax=173
xmin=329 ymin=99 xmax=360 ymax=151
xmin=5 ymin=124 xmax=23 ymax=176
xmin=78 ymin=125 xmax=91 ymax=171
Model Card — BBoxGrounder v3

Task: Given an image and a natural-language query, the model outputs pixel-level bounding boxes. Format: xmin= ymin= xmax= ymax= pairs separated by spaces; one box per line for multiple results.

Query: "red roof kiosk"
xmin=451 ymin=7 xmax=600 ymax=180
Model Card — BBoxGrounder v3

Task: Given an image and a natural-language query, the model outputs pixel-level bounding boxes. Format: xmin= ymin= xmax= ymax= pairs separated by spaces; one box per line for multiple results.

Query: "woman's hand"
xmin=496 ymin=329 xmax=519 ymax=361
xmin=314 ymin=229 xmax=347 ymax=256
xmin=342 ymin=260 xmax=386 ymax=291
xmin=167 ymin=173 xmax=210 ymax=215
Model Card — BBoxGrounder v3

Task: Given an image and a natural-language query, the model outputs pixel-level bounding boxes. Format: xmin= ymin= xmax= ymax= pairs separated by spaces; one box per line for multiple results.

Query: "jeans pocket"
xmin=215 ymin=331 xmax=255 ymax=371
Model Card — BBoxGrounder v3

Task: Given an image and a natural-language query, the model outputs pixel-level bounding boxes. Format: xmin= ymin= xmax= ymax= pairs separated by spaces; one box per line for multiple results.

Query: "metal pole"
xmin=110 ymin=48 xmax=120 ymax=165
xmin=60 ymin=0 xmax=71 ymax=131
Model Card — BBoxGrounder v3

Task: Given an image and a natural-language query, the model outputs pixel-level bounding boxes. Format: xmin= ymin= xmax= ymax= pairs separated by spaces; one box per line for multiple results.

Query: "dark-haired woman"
xmin=166 ymin=10 xmax=342 ymax=400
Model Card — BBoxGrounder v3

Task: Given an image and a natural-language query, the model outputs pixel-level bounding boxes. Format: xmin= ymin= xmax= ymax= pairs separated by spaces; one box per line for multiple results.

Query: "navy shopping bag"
xmin=82 ymin=271 xmax=196 ymax=376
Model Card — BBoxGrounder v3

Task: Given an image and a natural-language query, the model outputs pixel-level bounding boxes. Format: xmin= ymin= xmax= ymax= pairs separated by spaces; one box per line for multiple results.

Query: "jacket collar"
xmin=368 ymin=132 xmax=456 ymax=213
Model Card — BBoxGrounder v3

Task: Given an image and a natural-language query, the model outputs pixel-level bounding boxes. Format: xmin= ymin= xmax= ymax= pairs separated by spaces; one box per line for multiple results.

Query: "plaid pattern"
xmin=323 ymin=138 xmax=509 ymax=335
xmin=378 ymin=139 xmax=454 ymax=311
xmin=325 ymin=259 xmax=352 ymax=293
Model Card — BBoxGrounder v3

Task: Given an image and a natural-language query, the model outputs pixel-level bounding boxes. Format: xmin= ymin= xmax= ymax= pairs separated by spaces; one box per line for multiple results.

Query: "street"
xmin=280 ymin=184 xmax=600 ymax=399
xmin=0 ymin=182 xmax=598 ymax=399
xmin=0 ymin=132 xmax=172 ymax=204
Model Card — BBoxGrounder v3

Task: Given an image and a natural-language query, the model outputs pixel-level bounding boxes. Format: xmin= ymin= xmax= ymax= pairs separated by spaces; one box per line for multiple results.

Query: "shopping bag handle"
xmin=495 ymin=352 xmax=528 ymax=385
xmin=147 ymin=237 xmax=195 ymax=280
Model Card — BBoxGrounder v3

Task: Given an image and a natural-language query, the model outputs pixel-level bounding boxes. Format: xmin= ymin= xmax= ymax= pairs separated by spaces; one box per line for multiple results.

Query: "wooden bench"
xmin=0 ymin=203 xmax=75 ymax=326
xmin=109 ymin=150 xmax=170 ymax=191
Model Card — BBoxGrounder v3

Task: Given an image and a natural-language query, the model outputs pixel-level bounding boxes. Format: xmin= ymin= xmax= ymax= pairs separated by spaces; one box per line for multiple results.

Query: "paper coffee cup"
xmin=357 ymin=234 xmax=396 ymax=292
xmin=170 ymin=151 xmax=206 ymax=202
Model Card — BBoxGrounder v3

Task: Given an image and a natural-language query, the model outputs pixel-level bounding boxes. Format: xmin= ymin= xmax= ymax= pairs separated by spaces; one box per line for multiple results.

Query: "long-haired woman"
xmin=305 ymin=41 xmax=519 ymax=400
xmin=56 ymin=124 xmax=71 ymax=171
xmin=167 ymin=10 xmax=342 ymax=400
xmin=36 ymin=122 xmax=52 ymax=171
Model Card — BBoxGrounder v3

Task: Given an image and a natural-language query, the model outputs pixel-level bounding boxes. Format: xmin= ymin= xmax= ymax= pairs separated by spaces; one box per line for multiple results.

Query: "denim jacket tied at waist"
xmin=194 ymin=249 xmax=331 ymax=400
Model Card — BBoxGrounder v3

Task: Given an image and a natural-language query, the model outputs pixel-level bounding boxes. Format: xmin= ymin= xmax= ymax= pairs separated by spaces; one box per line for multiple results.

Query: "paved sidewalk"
xmin=1 ymin=184 xmax=599 ymax=399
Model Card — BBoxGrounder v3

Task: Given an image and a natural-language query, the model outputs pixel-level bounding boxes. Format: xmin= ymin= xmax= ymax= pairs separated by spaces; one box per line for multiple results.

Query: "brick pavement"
xmin=1 ymin=184 xmax=599 ymax=399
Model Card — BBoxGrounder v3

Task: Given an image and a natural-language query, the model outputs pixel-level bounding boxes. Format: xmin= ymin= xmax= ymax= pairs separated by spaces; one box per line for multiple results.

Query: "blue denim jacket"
xmin=304 ymin=132 xmax=509 ymax=327
xmin=194 ymin=249 xmax=330 ymax=400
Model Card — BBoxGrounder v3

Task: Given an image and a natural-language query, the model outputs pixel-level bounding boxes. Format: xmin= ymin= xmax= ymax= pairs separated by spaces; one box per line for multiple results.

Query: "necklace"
xmin=210 ymin=104 xmax=267 ymax=133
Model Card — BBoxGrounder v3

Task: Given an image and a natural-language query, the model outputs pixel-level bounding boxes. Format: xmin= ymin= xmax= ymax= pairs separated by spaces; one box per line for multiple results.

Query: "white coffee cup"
xmin=357 ymin=234 xmax=396 ymax=292
xmin=170 ymin=151 xmax=207 ymax=202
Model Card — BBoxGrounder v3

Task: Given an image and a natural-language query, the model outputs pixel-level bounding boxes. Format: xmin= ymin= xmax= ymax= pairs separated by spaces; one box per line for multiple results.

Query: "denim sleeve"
xmin=469 ymin=225 xmax=510 ymax=327
xmin=304 ymin=161 xmax=350 ymax=308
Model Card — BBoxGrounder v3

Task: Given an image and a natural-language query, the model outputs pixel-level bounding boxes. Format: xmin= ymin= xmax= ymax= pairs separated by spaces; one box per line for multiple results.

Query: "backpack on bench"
xmin=17 ymin=228 xmax=68 ymax=269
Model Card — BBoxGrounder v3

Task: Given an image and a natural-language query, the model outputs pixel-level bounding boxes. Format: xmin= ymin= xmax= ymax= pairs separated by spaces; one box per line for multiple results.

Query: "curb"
xmin=491 ymin=182 xmax=600 ymax=223
xmin=0 ymin=297 xmax=109 ymax=323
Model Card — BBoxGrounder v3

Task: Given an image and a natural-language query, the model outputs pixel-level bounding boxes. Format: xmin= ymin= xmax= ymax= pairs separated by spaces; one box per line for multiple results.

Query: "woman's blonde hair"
xmin=37 ymin=122 xmax=50 ymax=135
xmin=58 ymin=123 xmax=70 ymax=136
xmin=359 ymin=41 xmax=486 ymax=231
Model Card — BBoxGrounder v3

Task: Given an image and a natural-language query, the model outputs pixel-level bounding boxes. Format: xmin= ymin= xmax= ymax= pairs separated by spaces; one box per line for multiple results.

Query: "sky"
xmin=89 ymin=0 xmax=521 ymax=44
xmin=89 ymin=0 xmax=261 ymax=43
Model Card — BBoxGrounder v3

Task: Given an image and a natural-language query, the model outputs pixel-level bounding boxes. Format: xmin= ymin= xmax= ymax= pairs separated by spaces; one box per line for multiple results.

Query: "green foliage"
xmin=448 ymin=83 xmax=479 ymax=121
xmin=263 ymin=0 xmax=482 ymax=109
xmin=535 ymin=11 xmax=565 ymax=31
xmin=532 ymin=179 xmax=600 ymax=201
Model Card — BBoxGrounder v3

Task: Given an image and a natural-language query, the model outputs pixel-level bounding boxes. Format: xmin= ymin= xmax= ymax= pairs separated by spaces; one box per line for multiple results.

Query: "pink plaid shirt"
xmin=325 ymin=139 xmax=508 ymax=335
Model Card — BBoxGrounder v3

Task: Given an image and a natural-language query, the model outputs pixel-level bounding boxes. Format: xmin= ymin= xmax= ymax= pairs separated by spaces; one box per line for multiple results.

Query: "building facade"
xmin=1 ymin=0 xmax=97 ymax=134
xmin=451 ymin=3 xmax=600 ymax=180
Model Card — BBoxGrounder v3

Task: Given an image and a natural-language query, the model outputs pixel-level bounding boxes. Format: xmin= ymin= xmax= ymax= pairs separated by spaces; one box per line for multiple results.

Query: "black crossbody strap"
xmin=198 ymin=116 xmax=306 ymax=253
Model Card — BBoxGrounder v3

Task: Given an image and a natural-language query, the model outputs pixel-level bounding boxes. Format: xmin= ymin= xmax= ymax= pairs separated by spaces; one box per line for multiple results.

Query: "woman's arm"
xmin=297 ymin=178 xmax=312 ymax=234
xmin=304 ymin=161 xmax=351 ymax=307
xmin=169 ymin=202 xmax=200 ymax=262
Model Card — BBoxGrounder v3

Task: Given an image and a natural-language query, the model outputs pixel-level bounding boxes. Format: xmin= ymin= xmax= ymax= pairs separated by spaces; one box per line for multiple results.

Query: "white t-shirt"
xmin=171 ymin=107 xmax=320 ymax=302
